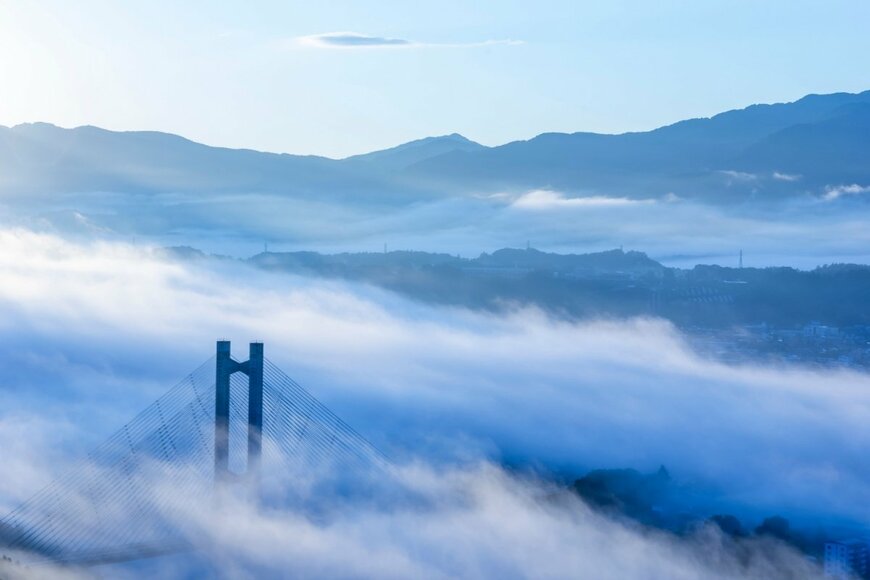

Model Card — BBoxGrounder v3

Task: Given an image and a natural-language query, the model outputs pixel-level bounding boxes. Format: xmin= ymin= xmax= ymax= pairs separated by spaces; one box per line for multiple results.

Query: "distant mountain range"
xmin=2 ymin=90 xmax=869 ymax=203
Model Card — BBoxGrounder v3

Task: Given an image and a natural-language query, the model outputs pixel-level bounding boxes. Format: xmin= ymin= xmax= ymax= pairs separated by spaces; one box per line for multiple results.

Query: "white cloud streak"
xmin=511 ymin=190 xmax=655 ymax=210
xmin=718 ymin=170 xmax=758 ymax=182
xmin=292 ymin=32 xmax=523 ymax=50
xmin=772 ymin=172 xmax=801 ymax=182
xmin=823 ymin=183 xmax=870 ymax=201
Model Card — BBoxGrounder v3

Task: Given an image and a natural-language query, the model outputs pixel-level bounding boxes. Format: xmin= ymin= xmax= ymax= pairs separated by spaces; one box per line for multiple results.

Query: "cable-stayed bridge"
xmin=0 ymin=341 xmax=388 ymax=566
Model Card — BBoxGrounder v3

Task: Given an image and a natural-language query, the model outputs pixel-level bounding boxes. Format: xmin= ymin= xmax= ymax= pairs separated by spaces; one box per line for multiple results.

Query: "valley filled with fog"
xmin=6 ymin=186 xmax=870 ymax=269
xmin=3 ymin=90 xmax=870 ymax=268
xmin=3 ymin=90 xmax=870 ymax=579
xmin=1 ymin=226 xmax=869 ymax=577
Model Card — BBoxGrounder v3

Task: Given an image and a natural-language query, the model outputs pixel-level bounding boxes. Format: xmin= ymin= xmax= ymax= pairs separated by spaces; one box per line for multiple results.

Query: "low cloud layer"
xmin=1 ymin=462 xmax=822 ymax=579
xmin=1 ymin=228 xmax=869 ymax=535
xmin=7 ymin=185 xmax=870 ymax=270
xmin=146 ymin=464 xmax=824 ymax=579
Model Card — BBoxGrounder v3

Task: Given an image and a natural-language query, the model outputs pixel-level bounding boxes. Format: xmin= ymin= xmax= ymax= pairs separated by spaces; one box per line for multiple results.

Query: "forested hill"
xmin=161 ymin=246 xmax=870 ymax=330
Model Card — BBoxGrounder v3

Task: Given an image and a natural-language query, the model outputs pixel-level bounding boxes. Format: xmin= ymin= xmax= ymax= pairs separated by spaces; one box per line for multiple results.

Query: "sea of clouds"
xmin=1 ymin=228 xmax=868 ymax=577
xmin=1 ymin=463 xmax=822 ymax=579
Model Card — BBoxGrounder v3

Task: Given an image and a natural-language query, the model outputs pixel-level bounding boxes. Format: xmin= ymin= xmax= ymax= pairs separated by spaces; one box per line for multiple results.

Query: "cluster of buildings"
xmin=825 ymin=539 xmax=869 ymax=578
xmin=689 ymin=323 xmax=870 ymax=369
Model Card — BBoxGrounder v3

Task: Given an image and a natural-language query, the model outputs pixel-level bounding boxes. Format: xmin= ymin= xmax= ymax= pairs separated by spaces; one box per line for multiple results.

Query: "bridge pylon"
xmin=214 ymin=340 xmax=264 ymax=486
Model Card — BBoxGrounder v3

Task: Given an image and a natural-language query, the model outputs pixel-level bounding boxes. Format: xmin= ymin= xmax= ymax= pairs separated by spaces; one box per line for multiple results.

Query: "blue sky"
xmin=1 ymin=0 xmax=869 ymax=157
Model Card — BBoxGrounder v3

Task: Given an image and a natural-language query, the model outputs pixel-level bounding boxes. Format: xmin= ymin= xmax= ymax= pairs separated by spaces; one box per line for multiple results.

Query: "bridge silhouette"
xmin=0 ymin=341 xmax=388 ymax=566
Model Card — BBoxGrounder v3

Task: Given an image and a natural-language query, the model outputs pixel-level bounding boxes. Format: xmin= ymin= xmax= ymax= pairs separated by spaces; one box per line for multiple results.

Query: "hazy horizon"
xmin=3 ymin=1 xmax=870 ymax=157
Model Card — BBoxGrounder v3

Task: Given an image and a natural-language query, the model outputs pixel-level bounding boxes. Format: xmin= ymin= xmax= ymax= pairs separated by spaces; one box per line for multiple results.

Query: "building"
xmin=825 ymin=539 xmax=869 ymax=578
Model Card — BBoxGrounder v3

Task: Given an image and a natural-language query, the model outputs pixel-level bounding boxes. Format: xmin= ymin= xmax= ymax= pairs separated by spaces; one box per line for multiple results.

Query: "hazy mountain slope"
xmin=651 ymin=91 xmax=870 ymax=146
xmin=0 ymin=123 xmax=413 ymax=201
xmin=2 ymin=90 xmax=869 ymax=203
xmin=406 ymin=91 xmax=870 ymax=199
xmin=344 ymin=133 xmax=485 ymax=171
xmin=732 ymin=103 xmax=870 ymax=183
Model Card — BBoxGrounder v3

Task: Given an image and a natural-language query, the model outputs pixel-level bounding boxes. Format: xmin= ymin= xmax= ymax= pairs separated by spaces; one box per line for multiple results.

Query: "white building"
xmin=825 ymin=540 xmax=869 ymax=578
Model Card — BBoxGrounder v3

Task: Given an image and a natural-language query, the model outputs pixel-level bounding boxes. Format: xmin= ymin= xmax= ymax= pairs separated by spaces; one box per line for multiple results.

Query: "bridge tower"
xmin=214 ymin=340 xmax=264 ymax=485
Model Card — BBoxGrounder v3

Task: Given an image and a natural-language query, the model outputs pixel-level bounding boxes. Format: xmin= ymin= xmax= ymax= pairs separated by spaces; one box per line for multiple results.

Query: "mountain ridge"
xmin=6 ymin=89 xmax=870 ymax=160
xmin=3 ymin=89 xmax=870 ymax=203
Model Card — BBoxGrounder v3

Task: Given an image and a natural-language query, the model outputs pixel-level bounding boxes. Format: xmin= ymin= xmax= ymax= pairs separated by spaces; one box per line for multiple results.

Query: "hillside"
xmin=2 ymin=90 xmax=869 ymax=204
xmin=406 ymin=91 xmax=870 ymax=200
